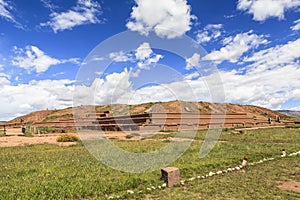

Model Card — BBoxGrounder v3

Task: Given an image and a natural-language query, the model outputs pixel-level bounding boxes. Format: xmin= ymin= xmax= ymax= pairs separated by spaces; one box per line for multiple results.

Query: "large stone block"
xmin=161 ymin=167 xmax=180 ymax=187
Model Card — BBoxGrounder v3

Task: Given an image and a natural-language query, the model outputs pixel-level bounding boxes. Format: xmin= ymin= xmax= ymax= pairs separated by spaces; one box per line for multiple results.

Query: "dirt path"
xmin=277 ymin=181 xmax=300 ymax=193
xmin=235 ymin=125 xmax=286 ymax=131
xmin=0 ymin=129 xmax=224 ymax=148
xmin=0 ymin=135 xmax=77 ymax=147
xmin=0 ymin=129 xmax=161 ymax=148
xmin=4 ymin=128 xmax=23 ymax=135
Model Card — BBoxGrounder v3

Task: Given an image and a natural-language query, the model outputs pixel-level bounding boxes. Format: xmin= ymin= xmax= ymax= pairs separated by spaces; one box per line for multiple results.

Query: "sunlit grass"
xmin=0 ymin=127 xmax=299 ymax=199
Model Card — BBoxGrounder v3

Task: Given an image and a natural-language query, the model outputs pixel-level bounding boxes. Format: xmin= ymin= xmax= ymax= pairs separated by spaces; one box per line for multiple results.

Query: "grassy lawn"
xmin=0 ymin=127 xmax=299 ymax=199
xmin=150 ymin=156 xmax=300 ymax=199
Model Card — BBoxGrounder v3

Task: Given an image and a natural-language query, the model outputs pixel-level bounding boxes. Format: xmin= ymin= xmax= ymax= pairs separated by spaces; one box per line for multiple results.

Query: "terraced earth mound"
xmin=0 ymin=101 xmax=294 ymax=132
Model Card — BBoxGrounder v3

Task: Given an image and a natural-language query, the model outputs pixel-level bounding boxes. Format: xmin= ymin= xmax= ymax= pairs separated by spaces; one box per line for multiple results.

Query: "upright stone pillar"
xmin=161 ymin=167 xmax=180 ymax=187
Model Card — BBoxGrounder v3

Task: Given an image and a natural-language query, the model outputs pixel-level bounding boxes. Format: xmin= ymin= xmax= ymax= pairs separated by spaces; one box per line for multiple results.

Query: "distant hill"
xmin=5 ymin=101 xmax=290 ymax=126
xmin=277 ymin=110 xmax=300 ymax=118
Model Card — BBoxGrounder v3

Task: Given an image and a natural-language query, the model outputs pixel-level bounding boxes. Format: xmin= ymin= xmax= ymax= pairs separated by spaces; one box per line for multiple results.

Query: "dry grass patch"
xmin=56 ymin=134 xmax=80 ymax=142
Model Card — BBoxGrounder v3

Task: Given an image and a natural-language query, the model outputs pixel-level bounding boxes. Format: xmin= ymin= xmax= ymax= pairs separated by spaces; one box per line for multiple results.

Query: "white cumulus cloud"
xmin=108 ymin=43 xmax=163 ymax=70
xmin=126 ymin=0 xmax=195 ymax=38
xmin=203 ymin=31 xmax=268 ymax=63
xmin=0 ymin=76 xmax=10 ymax=87
xmin=135 ymin=42 xmax=163 ymax=69
xmin=196 ymin=24 xmax=223 ymax=44
xmin=218 ymin=38 xmax=300 ymax=109
xmin=74 ymin=69 xmax=133 ymax=106
xmin=0 ymin=79 xmax=75 ymax=121
xmin=220 ymin=63 xmax=300 ymax=110
xmin=244 ymin=38 xmax=300 ymax=73
xmin=290 ymin=105 xmax=300 ymax=111
xmin=0 ymin=0 xmax=22 ymax=28
xmin=0 ymin=70 xmax=11 ymax=88
xmin=185 ymin=53 xmax=201 ymax=70
xmin=74 ymin=38 xmax=300 ymax=112
xmin=291 ymin=18 xmax=300 ymax=31
xmin=5 ymin=38 xmax=300 ymax=121
xmin=41 ymin=0 xmax=102 ymax=33
xmin=135 ymin=42 xmax=153 ymax=60
xmin=237 ymin=0 xmax=300 ymax=21
xmin=109 ymin=51 xmax=132 ymax=62
xmin=0 ymin=0 xmax=15 ymax=22
xmin=12 ymin=45 xmax=79 ymax=73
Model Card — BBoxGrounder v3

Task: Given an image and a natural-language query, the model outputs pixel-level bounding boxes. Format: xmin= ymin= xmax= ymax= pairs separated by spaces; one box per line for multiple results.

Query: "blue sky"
xmin=0 ymin=0 xmax=300 ymax=121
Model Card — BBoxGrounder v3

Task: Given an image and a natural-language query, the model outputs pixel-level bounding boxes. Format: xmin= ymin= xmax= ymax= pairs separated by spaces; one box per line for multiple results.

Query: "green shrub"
xmin=62 ymin=114 xmax=73 ymax=118
xmin=43 ymin=115 xmax=58 ymax=122
xmin=204 ymin=105 xmax=211 ymax=110
xmin=56 ymin=134 xmax=80 ymax=142
xmin=159 ymin=129 xmax=174 ymax=133
xmin=38 ymin=127 xmax=66 ymax=134
xmin=0 ymin=130 xmax=5 ymax=137
xmin=285 ymin=125 xmax=300 ymax=129
xmin=131 ymin=133 xmax=140 ymax=137
xmin=125 ymin=134 xmax=134 ymax=139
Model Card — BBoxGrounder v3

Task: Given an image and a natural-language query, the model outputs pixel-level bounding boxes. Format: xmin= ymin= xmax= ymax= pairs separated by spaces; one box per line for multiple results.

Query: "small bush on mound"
xmin=285 ymin=125 xmax=300 ymax=129
xmin=56 ymin=134 xmax=80 ymax=142
xmin=131 ymin=133 xmax=140 ymax=137
xmin=125 ymin=134 xmax=134 ymax=139
xmin=159 ymin=129 xmax=174 ymax=133
xmin=39 ymin=127 xmax=66 ymax=134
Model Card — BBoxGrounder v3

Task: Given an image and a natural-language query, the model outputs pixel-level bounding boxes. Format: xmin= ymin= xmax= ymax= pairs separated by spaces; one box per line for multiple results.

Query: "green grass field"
xmin=0 ymin=127 xmax=299 ymax=199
